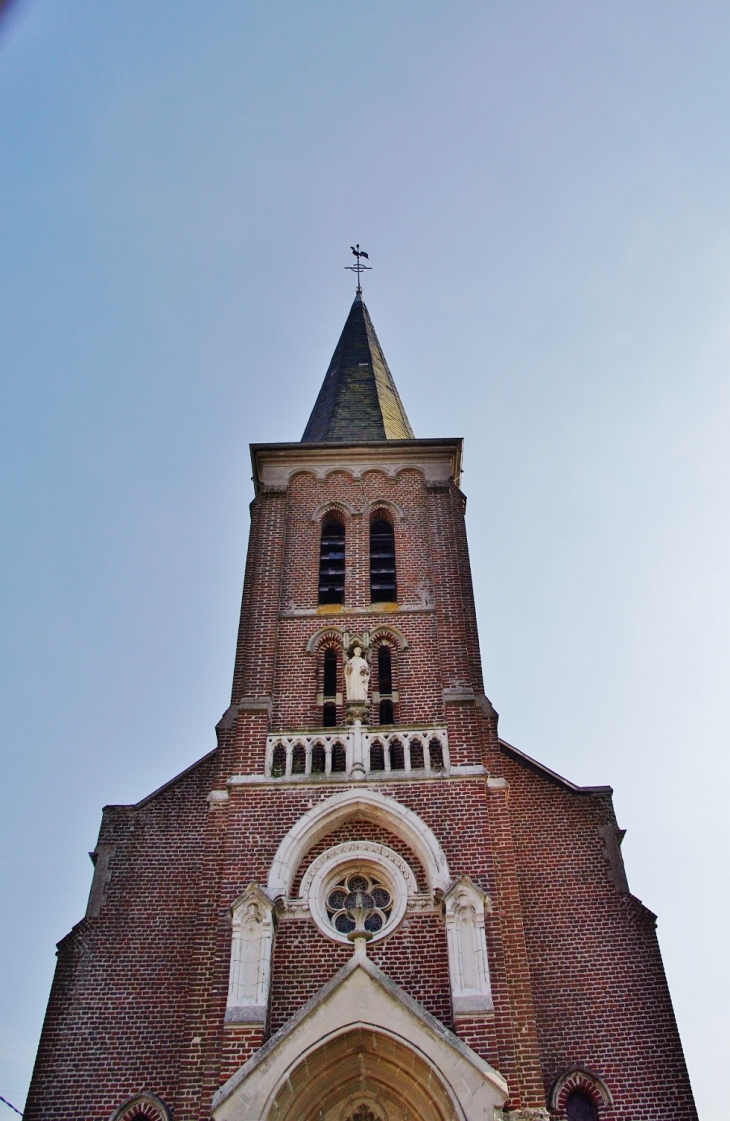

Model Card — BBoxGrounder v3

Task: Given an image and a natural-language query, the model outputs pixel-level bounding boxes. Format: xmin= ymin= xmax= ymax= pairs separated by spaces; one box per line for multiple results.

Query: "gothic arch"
xmin=364 ymin=498 xmax=405 ymax=522
xmin=369 ymin=624 xmax=409 ymax=651
xmin=109 ymin=1093 xmax=171 ymax=1121
xmin=311 ymin=501 xmax=356 ymax=523
xmin=549 ymin=1066 xmax=614 ymax=1113
xmin=211 ymin=955 xmax=508 ymax=1120
xmin=265 ymin=1026 xmax=460 ymax=1121
xmin=305 ymin=626 xmax=344 ymax=654
xmin=267 ymin=788 xmax=450 ymax=901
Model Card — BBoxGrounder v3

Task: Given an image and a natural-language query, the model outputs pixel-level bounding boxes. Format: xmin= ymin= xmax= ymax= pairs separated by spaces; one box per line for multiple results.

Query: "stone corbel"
xmin=444 ymin=875 xmax=494 ymax=1015
xmin=225 ymin=883 xmax=275 ymax=1026
xmin=238 ymin=696 xmax=273 ymax=718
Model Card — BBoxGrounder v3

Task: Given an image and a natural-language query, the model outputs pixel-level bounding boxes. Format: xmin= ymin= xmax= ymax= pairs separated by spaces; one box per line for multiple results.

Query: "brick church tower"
xmin=26 ymin=290 xmax=697 ymax=1121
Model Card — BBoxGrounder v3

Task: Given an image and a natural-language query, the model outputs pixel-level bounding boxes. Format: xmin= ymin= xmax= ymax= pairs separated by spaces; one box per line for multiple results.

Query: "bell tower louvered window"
xmin=319 ymin=521 xmax=345 ymax=604
xmin=370 ymin=518 xmax=396 ymax=602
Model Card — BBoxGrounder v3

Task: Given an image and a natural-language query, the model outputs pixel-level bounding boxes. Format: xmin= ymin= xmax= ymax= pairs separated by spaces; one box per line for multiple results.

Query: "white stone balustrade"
xmin=264 ymin=728 xmax=450 ymax=779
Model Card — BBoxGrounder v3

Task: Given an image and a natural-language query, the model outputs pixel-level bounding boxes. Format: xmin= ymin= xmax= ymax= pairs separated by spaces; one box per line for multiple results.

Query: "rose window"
xmin=326 ymin=872 xmax=393 ymax=936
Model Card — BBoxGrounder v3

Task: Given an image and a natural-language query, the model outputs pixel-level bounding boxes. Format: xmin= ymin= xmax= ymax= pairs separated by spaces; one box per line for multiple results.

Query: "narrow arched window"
xmin=429 ymin=737 xmax=444 ymax=771
xmin=566 ymin=1092 xmax=598 ymax=1121
xmin=370 ymin=740 xmax=385 ymax=771
xmin=271 ymin=743 xmax=286 ymax=778
xmin=390 ymin=738 xmax=405 ymax=771
xmin=378 ymin=645 xmax=394 ymax=724
xmin=319 ymin=520 xmax=345 ymax=604
xmin=311 ymin=743 xmax=326 ymax=773
xmin=291 ymin=744 xmax=306 ymax=774
xmin=331 ymin=741 xmax=347 ymax=772
xmin=370 ymin=518 xmax=396 ymax=602
xmin=410 ymin=738 xmax=424 ymax=769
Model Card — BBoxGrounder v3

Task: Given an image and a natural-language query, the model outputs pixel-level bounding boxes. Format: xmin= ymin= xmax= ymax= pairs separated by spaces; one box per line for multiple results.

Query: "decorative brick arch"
xmin=267 ymin=788 xmax=451 ymax=901
xmin=549 ymin=1066 xmax=613 ymax=1114
xmin=311 ymin=500 xmax=356 ymax=523
xmin=305 ymin=626 xmax=345 ymax=654
xmin=109 ymin=1092 xmax=171 ymax=1121
xmin=369 ymin=624 xmax=409 ymax=651
xmin=365 ymin=498 xmax=405 ymax=522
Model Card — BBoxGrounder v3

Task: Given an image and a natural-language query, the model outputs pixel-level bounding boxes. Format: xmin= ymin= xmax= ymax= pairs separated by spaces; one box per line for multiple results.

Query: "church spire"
xmin=301 ymin=293 xmax=414 ymax=443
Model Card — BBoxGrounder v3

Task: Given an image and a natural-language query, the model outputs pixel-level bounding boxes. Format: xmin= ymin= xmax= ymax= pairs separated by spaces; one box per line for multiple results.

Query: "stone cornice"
xmin=250 ymin=438 xmax=463 ymax=494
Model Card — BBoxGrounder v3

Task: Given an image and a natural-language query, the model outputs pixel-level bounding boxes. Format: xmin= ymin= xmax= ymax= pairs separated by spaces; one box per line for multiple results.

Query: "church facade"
xmin=26 ymin=293 xmax=696 ymax=1121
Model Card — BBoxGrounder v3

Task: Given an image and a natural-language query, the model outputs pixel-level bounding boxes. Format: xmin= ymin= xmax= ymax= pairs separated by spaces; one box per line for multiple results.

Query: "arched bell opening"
xmin=265 ymin=1027 xmax=460 ymax=1121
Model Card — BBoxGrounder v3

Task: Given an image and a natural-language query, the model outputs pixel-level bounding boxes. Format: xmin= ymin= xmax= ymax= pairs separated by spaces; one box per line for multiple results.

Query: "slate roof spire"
xmin=301 ymin=293 xmax=414 ymax=443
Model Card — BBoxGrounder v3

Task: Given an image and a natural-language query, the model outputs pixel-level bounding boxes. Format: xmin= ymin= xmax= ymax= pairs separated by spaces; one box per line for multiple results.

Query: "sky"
xmin=0 ymin=0 xmax=729 ymax=1114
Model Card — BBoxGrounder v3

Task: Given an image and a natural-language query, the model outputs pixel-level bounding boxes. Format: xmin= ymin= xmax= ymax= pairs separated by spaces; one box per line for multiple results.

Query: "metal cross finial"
xmin=345 ymin=244 xmax=372 ymax=294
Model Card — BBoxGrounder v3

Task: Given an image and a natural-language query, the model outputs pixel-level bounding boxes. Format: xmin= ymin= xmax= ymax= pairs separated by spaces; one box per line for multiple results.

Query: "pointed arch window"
xmin=331 ymin=741 xmax=347 ymax=772
xmin=370 ymin=518 xmax=396 ymax=602
xmin=319 ymin=520 xmax=345 ymax=605
xmin=271 ymin=743 xmax=286 ymax=778
xmin=429 ymin=737 xmax=444 ymax=770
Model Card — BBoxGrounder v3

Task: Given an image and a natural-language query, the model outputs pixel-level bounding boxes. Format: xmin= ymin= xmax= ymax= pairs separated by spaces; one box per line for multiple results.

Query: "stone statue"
xmin=455 ymin=890 xmax=479 ymax=991
xmin=345 ymin=645 xmax=370 ymax=702
xmin=236 ymin=901 xmax=265 ymax=1003
xmin=227 ymin=885 xmax=275 ymax=1022
xmin=444 ymin=875 xmax=493 ymax=1014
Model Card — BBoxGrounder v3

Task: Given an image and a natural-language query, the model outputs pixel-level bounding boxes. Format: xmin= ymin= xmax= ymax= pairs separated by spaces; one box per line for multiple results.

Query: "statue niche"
xmin=226 ymin=883 xmax=275 ymax=1024
xmin=444 ymin=875 xmax=494 ymax=1015
xmin=344 ymin=639 xmax=370 ymax=724
xmin=345 ymin=644 xmax=370 ymax=701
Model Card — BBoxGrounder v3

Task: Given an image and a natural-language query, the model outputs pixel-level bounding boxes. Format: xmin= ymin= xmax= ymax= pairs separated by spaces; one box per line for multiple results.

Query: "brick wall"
xmin=502 ymin=752 xmax=697 ymax=1120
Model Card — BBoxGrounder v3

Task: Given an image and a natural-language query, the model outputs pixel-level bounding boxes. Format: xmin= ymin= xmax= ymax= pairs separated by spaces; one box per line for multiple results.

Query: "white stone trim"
xmin=303 ymin=842 xmax=413 ymax=945
xmin=211 ymin=954 xmax=507 ymax=1120
xmin=444 ymin=876 xmax=494 ymax=1015
xmin=225 ymin=883 xmax=275 ymax=1026
xmin=264 ymin=728 xmax=449 ymax=779
xmin=267 ymin=788 xmax=451 ymax=901
xmin=255 ymin=444 xmax=460 ymax=490
xmin=299 ymin=841 xmax=418 ymax=898
xmin=280 ymin=602 xmax=435 ymax=618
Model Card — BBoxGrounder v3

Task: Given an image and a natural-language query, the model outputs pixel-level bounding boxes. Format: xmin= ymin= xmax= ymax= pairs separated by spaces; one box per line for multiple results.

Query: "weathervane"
xmin=346 ymin=244 xmax=372 ymax=294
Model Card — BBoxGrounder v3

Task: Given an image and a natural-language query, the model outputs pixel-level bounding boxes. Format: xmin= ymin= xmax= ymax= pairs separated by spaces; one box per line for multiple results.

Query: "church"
xmin=25 ymin=282 xmax=697 ymax=1121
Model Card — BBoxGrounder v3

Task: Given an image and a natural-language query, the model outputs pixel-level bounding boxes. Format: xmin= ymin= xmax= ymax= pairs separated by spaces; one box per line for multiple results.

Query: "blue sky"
xmin=1 ymin=1 xmax=729 ymax=1113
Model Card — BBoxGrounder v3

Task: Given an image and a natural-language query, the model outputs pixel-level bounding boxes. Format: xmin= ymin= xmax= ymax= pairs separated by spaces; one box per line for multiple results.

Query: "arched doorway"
xmin=266 ymin=1027 xmax=460 ymax=1121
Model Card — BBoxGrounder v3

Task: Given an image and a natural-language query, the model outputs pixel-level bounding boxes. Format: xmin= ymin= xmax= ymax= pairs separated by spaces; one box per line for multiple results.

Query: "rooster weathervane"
xmin=345 ymin=244 xmax=372 ymax=294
